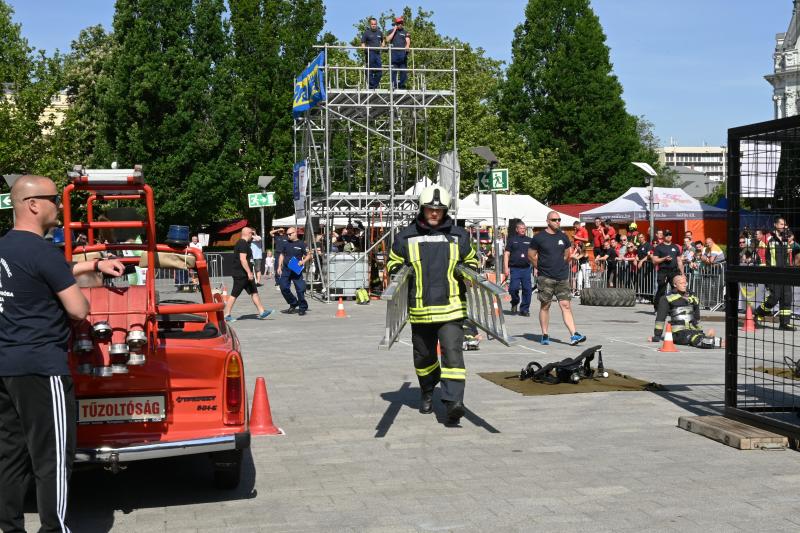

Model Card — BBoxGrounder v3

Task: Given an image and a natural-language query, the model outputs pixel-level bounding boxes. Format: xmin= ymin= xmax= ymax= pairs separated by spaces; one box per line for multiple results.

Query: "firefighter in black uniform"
xmin=652 ymin=275 xmax=722 ymax=348
xmin=386 ymin=185 xmax=479 ymax=424
xmin=755 ymin=216 xmax=795 ymax=330
xmin=651 ymin=230 xmax=684 ymax=311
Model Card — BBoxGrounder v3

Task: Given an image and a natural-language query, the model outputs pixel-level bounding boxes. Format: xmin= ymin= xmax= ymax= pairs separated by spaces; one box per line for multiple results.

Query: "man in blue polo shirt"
xmin=278 ymin=227 xmax=313 ymax=316
xmin=503 ymin=220 xmax=533 ymax=316
xmin=361 ymin=17 xmax=384 ymax=89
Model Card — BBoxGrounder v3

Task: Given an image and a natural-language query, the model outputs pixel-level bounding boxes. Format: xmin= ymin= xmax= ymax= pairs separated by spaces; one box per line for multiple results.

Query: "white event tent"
xmin=456 ymin=193 xmax=578 ymax=228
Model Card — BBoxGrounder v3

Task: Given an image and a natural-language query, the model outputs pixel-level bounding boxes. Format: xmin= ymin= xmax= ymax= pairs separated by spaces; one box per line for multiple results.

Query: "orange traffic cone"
xmin=335 ymin=297 xmax=347 ymax=318
xmin=741 ymin=306 xmax=757 ymax=333
xmin=658 ymin=323 xmax=679 ymax=353
xmin=250 ymin=377 xmax=283 ymax=436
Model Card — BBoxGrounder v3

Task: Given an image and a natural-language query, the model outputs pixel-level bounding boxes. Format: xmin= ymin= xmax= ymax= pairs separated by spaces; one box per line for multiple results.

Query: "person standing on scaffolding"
xmin=385 ymin=16 xmax=410 ymax=89
xmin=755 ymin=216 xmax=796 ymax=330
xmin=386 ymin=185 xmax=478 ymax=425
xmin=361 ymin=17 xmax=384 ymax=89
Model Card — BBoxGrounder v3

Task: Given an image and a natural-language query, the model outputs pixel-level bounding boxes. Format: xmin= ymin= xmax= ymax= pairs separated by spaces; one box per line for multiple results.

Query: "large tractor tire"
xmin=580 ymin=287 xmax=636 ymax=307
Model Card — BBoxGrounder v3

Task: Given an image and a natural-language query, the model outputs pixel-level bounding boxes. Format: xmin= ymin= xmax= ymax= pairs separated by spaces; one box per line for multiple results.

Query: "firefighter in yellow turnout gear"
xmin=754 ymin=216 xmax=796 ymax=331
xmin=652 ymin=275 xmax=722 ymax=349
xmin=386 ymin=185 xmax=478 ymax=424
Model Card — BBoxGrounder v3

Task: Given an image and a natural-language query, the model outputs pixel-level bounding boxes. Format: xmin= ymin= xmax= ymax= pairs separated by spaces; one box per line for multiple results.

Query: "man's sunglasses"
xmin=549 ymin=218 xmax=561 ymax=222
xmin=23 ymin=194 xmax=62 ymax=207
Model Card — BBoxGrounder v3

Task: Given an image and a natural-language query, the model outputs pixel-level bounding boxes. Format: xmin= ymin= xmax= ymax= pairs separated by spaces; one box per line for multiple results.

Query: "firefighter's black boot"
xmin=444 ymin=400 xmax=464 ymax=424
xmin=419 ymin=391 xmax=433 ymax=414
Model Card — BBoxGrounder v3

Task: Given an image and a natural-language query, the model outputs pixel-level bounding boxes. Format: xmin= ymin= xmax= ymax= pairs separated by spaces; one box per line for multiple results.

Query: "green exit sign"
xmin=477 ymin=169 xmax=509 ymax=192
xmin=0 ymin=193 xmax=11 ymax=210
xmin=248 ymin=192 xmax=276 ymax=208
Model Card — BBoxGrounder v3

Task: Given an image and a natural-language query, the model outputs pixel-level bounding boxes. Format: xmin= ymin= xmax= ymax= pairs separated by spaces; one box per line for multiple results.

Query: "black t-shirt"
xmin=529 ymin=230 xmax=570 ymax=281
xmin=362 ymin=28 xmax=383 ymax=49
xmin=0 ymin=230 xmax=76 ymax=376
xmin=232 ymin=239 xmax=252 ymax=279
xmin=505 ymin=234 xmax=533 ymax=268
xmin=636 ymin=242 xmax=652 ymax=260
xmin=600 ymin=247 xmax=617 ymax=261
xmin=654 ymin=242 xmax=681 ymax=272
xmin=281 ymin=239 xmax=308 ymax=266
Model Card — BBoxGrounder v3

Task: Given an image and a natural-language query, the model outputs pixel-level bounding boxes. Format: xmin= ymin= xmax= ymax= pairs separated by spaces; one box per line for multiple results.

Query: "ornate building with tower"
xmin=766 ymin=1 xmax=800 ymax=118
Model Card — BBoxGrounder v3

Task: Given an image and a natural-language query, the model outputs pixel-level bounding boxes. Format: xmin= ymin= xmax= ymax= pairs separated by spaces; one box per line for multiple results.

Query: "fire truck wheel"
xmin=211 ymin=449 xmax=243 ymax=489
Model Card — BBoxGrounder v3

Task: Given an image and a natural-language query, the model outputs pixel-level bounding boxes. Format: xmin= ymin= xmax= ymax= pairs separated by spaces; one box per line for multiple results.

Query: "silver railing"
xmin=456 ymin=265 xmax=511 ymax=346
xmin=379 ymin=266 xmax=411 ymax=349
xmin=686 ymin=262 xmax=726 ymax=311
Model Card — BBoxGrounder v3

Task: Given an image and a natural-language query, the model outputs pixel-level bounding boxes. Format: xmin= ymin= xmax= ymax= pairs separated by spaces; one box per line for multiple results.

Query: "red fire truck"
xmin=62 ymin=166 xmax=249 ymax=489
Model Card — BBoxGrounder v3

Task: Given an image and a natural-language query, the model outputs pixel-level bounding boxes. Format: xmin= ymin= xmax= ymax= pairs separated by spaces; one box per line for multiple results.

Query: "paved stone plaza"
xmin=26 ymin=289 xmax=800 ymax=532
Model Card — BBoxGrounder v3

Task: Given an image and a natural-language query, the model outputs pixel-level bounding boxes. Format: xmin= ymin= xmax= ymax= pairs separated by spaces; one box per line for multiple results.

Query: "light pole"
xmin=257 ymin=175 xmax=275 ymax=253
xmin=632 ymin=162 xmax=658 ymax=241
xmin=470 ymin=146 xmax=501 ymax=283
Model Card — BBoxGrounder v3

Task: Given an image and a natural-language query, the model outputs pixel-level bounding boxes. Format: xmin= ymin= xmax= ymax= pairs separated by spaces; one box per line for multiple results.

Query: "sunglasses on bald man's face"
xmin=23 ymin=194 xmax=62 ymax=207
xmin=549 ymin=218 xmax=561 ymax=222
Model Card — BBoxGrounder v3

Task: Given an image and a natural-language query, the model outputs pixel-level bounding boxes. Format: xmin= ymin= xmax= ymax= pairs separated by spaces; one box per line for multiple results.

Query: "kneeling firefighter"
xmin=386 ymin=185 xmax=479 ymax=423
xmin=652 ymin=274 xmax=722 ymax=348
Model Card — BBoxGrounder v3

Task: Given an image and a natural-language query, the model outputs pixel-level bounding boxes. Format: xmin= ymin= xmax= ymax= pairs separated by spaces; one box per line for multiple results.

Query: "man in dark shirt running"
xmin=361 ymin=17 xmax=383 ymax=89
xmin=528 ymin=211 xmax=587 ymax=346
xmin=651 ymin=229 xmax=684 ymax=311
xmin=385 ymin=16 xmax=410 ymax=89
xmin=503 ymin=221 xmax=533 ymax=316
xmin=223 ymin=226 xmax=273 ymax=322
xmin=0 ymin=175 xmax=125 ymax=532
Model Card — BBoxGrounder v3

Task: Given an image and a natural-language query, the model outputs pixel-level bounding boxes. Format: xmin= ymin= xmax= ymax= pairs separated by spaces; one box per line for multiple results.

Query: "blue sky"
xmin=6 ymin=1 xmax=793 ymax=147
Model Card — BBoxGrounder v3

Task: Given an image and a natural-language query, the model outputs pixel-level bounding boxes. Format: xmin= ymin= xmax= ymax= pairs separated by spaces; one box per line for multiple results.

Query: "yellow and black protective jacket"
xmin=654 ymin=291 xmax=701 ymax=338
xmin=387 ymin=215 xmax=478 ymax=324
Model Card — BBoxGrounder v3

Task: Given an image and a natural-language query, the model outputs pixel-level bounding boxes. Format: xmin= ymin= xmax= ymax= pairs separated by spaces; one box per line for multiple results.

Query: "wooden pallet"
xmin=678 ymin=415 xmax=788 ymax=450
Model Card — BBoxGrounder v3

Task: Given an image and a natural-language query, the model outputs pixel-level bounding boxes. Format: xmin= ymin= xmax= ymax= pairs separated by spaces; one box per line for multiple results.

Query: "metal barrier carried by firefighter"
xmin=381 ymin=185 xmax=510 ymax=425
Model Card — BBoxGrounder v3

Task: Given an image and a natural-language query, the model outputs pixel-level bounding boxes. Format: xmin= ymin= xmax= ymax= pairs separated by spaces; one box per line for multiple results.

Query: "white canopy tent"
xmin=578 ymin=187 xmax=726 ymax=222
xmin=457 ymin=193 xmax=578 ymax=228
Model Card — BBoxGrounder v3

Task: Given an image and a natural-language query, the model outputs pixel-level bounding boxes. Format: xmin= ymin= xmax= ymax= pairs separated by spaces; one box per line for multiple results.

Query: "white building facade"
xmin=766 ymin=0 xmax=800 ymax=118
xmin=657 ymin=146 xmax=727 ymax=182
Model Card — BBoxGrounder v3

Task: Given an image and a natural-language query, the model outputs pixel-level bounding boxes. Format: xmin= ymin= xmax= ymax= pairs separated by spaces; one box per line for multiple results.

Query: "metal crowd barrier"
xmin=686 ymin=262 xmax=725 ymax=311
xmin=379 ymin=266 xmax=411 ymax=349
xmin=457 ymin=265 xmax=511 ymax=346
xmin=205 ymin=252 xmax=224 ymax=289
xmin=152 ymin=268 xmax=197 ymax=294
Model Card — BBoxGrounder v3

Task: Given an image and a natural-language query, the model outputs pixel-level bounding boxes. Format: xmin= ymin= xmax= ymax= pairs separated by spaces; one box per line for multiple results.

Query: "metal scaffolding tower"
xmin=293 ymin=44 xmax=459 ymax=301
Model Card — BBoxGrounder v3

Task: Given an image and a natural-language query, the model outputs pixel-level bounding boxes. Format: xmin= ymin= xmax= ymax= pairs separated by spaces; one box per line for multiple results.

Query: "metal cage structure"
xmin=726 ymin=115 xmax=800 ymax=440
xmin=293 ymin=44 xmax=459 ymax=301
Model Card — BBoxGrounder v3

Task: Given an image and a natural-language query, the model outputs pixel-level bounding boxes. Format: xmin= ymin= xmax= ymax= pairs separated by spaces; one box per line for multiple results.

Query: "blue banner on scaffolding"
xmin=292 ymin=52 xmax=326 ymax=117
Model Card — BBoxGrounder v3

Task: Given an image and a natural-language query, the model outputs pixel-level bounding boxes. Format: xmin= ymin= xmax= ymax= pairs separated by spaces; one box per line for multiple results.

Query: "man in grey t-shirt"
xmin=528 ymin=211 xmax=587 ymax=346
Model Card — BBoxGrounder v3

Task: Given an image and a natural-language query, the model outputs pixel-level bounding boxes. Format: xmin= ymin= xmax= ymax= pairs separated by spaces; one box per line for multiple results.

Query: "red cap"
xmin=394 ymin=17 xmax=404 ymax=24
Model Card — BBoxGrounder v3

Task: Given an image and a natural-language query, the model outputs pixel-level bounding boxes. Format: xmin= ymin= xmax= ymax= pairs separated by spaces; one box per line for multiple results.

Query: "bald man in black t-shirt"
xmin=0 ymin=175 xmax=125 ymax=532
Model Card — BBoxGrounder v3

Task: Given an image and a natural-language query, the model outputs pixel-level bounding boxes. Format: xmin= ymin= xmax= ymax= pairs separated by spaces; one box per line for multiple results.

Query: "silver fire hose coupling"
xmin=92 ymin=321 xmax=112 ymax=340
xmin=93 ymin=366 xmax=114 ymax=378
xmin=127 ymin=351 xmax=146 ymax=366
xmin=109 ymin=343 xmax=130 ymax=357
xmin=126 ymin=329 xmax=147 ymax=349
xmin=73 ymin=334 xmax=94 ymax=353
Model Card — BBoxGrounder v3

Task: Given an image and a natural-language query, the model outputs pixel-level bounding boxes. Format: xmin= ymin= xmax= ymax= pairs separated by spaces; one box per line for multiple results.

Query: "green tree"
xmin=499 ymin=0 xmax=659 ymax=203
xmin=99 ymin=0 xmax=242 ymax=230
xmin=0 ymin=0 xmax=62 ymax=177
xmin=229 ymin=0 xmax=325 ymax=218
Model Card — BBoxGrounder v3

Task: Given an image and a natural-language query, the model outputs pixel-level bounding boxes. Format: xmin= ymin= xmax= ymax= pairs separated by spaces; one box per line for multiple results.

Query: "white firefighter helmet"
xmin=419 ymin=185 xmax=451 ymax=212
